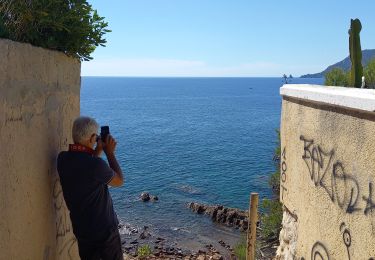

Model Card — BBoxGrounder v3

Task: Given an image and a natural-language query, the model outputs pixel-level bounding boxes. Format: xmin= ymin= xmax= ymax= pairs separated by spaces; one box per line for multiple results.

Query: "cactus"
xmin=348 ymin=19 xmax=363 ymax=88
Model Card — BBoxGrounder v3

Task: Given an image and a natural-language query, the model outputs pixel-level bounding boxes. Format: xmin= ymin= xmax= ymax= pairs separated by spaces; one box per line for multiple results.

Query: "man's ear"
xmin=90 ymin=134 xmax=97 ymax=144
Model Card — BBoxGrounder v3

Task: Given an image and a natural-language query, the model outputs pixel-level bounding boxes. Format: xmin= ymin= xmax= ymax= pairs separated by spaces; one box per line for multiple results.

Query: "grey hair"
xmin=72 ymin=116 xmax=99 ymax=143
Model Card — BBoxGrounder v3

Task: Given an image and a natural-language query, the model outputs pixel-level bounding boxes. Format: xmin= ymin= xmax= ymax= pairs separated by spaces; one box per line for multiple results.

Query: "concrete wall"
xmin=0 ymin=39 xmax=80 ymax=260
xmin=276 ymin=85 xmax=375 ymax=260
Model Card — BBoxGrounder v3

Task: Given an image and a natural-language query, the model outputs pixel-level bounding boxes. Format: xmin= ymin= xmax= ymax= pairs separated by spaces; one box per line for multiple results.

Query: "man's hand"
xmin=103 ymin=135 xmax=117 ymax=155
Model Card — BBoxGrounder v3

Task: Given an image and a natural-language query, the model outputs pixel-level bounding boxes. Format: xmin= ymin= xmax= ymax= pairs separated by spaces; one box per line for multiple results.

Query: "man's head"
xmin=72 ymin=116 xmax=99 ymax=149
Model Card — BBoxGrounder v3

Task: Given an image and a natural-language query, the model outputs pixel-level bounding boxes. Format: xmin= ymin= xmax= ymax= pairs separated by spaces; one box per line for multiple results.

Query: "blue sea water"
xmin=81 ymin=77 xmax=323 ymax=249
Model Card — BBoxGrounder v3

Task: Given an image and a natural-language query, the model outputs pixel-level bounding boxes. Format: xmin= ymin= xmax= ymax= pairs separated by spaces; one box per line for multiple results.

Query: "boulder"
xmin=139 ymin=230 xmax=150 ymax=239
xmin=140 ymin=192 xmax=150 ymax=202
xmin=140 ymin=192 xmax=159 ymax=202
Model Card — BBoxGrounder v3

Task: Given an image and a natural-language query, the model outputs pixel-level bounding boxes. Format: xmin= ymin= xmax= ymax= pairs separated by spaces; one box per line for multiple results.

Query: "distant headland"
xmin=300 ymin=49 xmax=375 ymax=78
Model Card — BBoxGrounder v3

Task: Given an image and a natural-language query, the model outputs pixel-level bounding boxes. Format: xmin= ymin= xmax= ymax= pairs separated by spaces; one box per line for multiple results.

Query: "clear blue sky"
xmin=82 ymin=0 xmax=375 ymax=77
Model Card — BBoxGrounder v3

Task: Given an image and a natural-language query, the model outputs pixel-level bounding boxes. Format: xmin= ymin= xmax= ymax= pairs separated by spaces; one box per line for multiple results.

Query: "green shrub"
xmin=364 ymin=58 xmax=375 ymax=88
xmin=260 ymin=129 xmax=282 ymax=240
xmin=273 ymin=129 xmax=281 ymax=159
xmin=234 ymin=236 xmax=247 ymax=260
xmin=268 ymin=170 xmax=280 ymax=196
xmin=0 ymin=0 xmax=110 ymax=61
xmin=137 ymin=244 xmax=152 ymax=258
xmin=261 ymin=199 xmax=283 ymax=239
xmin=269 ymin=129 xmax=281 ymax=196
xmin=324 ymin=67 xmax=350 ymax=87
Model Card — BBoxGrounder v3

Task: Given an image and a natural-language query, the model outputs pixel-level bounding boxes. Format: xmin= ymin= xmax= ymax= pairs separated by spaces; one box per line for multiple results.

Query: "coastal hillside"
xmin=301 ymin=49 xmax=375 ymax=78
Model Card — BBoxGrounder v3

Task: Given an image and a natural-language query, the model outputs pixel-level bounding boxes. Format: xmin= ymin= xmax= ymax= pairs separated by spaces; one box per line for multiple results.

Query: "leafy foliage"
xmin=364 ymin=58 xmax=375 ymax=88
xmin=260 ymin=129 xmax=283 ymax=240
xmin=324 ymin=67 xmax=350 ymax=87
xmin=269 ymin=129 xmax=281 ymax=196
xmin=268 ymin=169 xmax=280 ymax=196
xmin=325 ymin=59 xmax=375 ymax=88
xmin=261 ymin=199 xmax=283 ymax=239
xmin=273 ymin=129 xmax=281 ymax=159
xmin=0 ymin=0 xmax=110 ymax=61
xmin=137 ymin=244 xmax=152 ymax=258
xmin=234 ymin=130 xmax=283 ymax=258
xmin=234 ymin=236 xmax=247 ymax=260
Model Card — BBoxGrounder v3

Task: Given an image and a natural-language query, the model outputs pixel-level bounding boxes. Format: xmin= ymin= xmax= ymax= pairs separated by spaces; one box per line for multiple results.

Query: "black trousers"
xmin=77 ymin=228 xmax=123 ymax=260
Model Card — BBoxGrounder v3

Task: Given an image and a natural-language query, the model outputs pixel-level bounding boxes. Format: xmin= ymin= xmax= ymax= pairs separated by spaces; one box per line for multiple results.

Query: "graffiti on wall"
xmin=299 ymin=223 xmax=374 ymax=260
xmin=52 ymin=175 xmax=77 ymax=260
xmin=300 ymin=135 xmax=375 ymax=216
xmin=340 ymin=222 xmax=353 ymax=260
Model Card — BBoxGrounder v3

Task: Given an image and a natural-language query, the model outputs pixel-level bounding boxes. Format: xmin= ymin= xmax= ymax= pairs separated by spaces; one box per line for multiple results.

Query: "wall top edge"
xmin=0 ymin=38 xmax=80 ymax=65
xmin=280 ymin=84 xmax=375 ymax=112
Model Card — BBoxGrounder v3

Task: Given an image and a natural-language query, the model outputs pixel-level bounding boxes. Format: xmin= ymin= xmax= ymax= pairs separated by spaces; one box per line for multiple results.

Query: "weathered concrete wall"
xmin=277 ymin=85 xmax=375 ymax=260
xmin=0 ymin=39 xmax=80 ymax=260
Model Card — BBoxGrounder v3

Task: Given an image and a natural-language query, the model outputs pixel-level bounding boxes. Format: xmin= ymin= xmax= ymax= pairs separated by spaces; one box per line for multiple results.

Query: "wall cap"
xmin=280 ymin=84 xmax=375 ymax=112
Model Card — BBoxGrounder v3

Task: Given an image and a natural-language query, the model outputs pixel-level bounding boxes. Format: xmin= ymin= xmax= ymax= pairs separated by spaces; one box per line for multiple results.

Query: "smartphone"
xmin=100 ymin=126 xmax=110 ymax=141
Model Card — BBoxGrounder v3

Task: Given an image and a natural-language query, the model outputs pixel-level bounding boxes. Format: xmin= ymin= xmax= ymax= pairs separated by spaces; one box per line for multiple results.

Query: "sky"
xmin=82 ymin=0 xmax=375 ymax=77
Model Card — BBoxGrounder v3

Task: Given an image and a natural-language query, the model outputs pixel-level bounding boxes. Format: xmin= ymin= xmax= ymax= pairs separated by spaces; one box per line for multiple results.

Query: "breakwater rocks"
xmin=188 ymin=202 xmax=249 ymax=231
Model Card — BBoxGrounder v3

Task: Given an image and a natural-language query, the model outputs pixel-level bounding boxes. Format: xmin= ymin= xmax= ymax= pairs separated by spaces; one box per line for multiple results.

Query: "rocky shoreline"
xmin=119 ymin=197 xmax=238 ymax=259
xmin=119 ymin=196 xmax=277 ymax=259
xmin=187 ymin=202 xmax=278 ymax=260
xmin=120 ymin=224 xmax=235 ymax=259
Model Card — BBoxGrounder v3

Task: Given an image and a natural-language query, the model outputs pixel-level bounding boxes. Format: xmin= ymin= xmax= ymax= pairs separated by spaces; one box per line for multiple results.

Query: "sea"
xmin=81 ymin=77 xmax=323 ymax=250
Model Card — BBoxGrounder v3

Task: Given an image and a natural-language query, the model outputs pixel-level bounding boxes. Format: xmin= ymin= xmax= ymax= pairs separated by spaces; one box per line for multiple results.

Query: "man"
xmin=57 ymin=116 xmax=124 ymax=260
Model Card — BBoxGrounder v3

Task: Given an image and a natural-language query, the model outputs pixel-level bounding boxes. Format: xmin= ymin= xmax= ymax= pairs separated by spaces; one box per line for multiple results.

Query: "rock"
xmin=197 ymin=205 xmax=206 ymax=214
xmin=212 ymin=253 xmax=223 ymax=260
xmin=240 ymin=219 xmax=248 ymax=230
xmin=204 ymin=205 xmax=215 ymax=216
xmin=124 ymin=246 xmax=133 ymax=251
xmin=139 ymin=231 xmax=148 ymax=239
xmin=226 ymin=210 xmax=238 ymax=224
xmin=188 ymin=202 xmax=205 ymax=213
xmin=210 ymin=207 xmax=219 ymax=220
xmin=139 ymin=226 xmax=151 ymax=239
xmin=216 ymin=209 xmax=227 ymax=223
xmin=166 ymin=247 xmax=175 ymax=254
xmin=188 ymin=202 xmax=249 ymax=230
xmin=140 ymin=192 xmax=150 ymax=202
xmin=140 ymin=192 xmax=159 ymax=202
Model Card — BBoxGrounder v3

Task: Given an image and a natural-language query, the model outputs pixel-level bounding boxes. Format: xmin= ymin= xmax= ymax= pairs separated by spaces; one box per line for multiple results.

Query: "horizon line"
xmin=81 ymin=75 xmax=313 ymax=78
